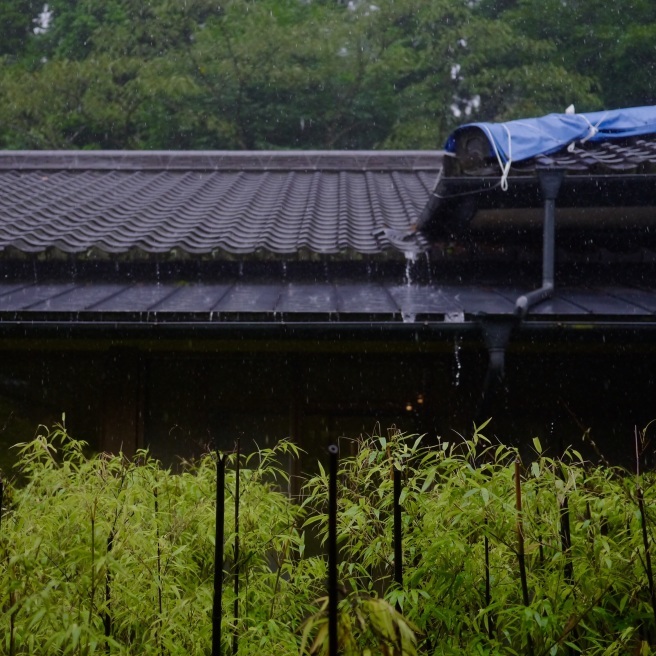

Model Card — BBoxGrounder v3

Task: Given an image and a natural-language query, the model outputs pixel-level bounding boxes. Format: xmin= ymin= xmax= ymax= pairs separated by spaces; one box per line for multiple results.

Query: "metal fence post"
xmin=328 ymin=443 xmax=339 ymax=656
xmin=212 ymin=453 xmax=226 ymax=656
xmin=105 ymin=530 xmax=114 ymax=652
xmin=393 ymin=466 xmax=403 ymax=592
xmin=233 ymin=438 xmax=241 ymax=656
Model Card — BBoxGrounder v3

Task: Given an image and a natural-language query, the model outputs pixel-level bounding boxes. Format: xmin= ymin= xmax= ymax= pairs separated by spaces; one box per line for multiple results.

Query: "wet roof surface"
xmin=0 ymin=150 xmax=438 ymax=256
xmin=0 ymin=279 xmax=654 ymax=325
xmin=1 ymin=149 xmax=655 ymax=327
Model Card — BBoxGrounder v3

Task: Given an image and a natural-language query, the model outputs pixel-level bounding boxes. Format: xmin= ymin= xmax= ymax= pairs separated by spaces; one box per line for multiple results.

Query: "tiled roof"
xmin=0 ymin=151 xmax=440 ymax=256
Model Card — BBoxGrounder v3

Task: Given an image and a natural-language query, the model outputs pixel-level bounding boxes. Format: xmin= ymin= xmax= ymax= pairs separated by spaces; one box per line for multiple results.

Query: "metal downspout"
xmin=475 ymin=316 xmax=515 ymax=425
xmin=477 ymin=167 xmax=565 ymax=425
xmin=515 ymin=167 xmax=565 ymax=317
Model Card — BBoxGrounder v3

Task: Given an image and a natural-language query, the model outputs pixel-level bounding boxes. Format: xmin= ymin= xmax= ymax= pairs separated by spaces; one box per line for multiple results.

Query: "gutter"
xmin=0 ymin=315 xmax=654 ymax=344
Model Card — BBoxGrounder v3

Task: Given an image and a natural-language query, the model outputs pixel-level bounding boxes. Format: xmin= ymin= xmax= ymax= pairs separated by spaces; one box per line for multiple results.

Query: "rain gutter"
xmin=0 ymin=318 xmax=484 ymax=340
xmin=0 ymin=316 xmax=654 ymax=342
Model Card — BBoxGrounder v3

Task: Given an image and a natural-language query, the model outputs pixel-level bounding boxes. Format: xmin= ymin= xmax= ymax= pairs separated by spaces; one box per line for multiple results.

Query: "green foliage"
xmin=2 ymin=0 xmax=648 ymax=150
xmin=3 ymin=422 xmax=656 ymax=654
xmin=302 ymin=426 xmax=656 ymax=654
xmin=0 ymin=0 xmax=43 ymax=57
xmin=493 ymin=0 xmax=656 ymax=109
xmin=300 ymin=593 xmax=419 ymax=656
xmin=0 ymin=423 xmax=315 ymax=655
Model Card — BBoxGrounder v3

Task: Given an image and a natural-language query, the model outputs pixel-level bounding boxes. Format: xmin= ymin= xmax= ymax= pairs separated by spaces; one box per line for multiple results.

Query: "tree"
xmin=494 ymin=0 xmax=656 ymax=109
xmin=0 ymin=0 xmax=43 ymax=57
xmin=0 ymin=0 xmax=646 ymax=150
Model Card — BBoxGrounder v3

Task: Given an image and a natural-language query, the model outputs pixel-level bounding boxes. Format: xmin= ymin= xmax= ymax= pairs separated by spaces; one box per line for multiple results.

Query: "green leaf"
xmin=480 ymin=487 xmax=490 ymax=505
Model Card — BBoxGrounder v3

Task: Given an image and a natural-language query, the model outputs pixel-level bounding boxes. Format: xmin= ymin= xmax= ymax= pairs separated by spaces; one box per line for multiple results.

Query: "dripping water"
xmin=404 ymin=251 xmax=416 ymax=286
xmin=453 ymin=335 xmax=463 ymax=387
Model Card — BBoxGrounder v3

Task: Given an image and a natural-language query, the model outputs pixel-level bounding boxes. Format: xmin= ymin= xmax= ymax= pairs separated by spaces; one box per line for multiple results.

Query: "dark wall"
xmin=0 ymin=333 xmax=654 ymax=476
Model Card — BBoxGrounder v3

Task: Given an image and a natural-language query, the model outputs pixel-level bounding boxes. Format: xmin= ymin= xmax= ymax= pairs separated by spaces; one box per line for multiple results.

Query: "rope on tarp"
xmin=568 ymin=111 xmax=608 ymax=152
xmin=445 ymin=105 xmax=656 ymax=189
xmin=481 ymin=123 xmax=512 ymax=191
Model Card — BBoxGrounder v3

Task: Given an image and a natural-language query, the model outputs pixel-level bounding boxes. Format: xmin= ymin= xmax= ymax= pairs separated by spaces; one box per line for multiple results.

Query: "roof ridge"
xmin=0 ymin=150 xmax=443 ymax=172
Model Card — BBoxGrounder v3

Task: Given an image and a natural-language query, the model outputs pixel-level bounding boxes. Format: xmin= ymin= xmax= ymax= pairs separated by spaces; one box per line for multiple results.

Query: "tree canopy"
xmin=0 ymin=0 xmax=653 ymax=150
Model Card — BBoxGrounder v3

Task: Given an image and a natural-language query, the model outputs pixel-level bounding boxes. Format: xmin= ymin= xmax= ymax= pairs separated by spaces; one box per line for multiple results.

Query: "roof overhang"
xmin=419 ymin=163 xmax=656 ymax=241
xmin=419 ymin=110 xmax=656 ymax=242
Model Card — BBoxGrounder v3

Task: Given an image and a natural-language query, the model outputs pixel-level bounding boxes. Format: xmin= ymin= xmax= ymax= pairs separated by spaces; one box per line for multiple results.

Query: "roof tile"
xmin=0 ymin=151 xmax=439 ymax=257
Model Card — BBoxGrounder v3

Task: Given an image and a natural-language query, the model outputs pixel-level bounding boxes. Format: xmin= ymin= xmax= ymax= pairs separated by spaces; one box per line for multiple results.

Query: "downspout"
xmin=477 ymin=167 xmax=564 ymax=424
xmin=475 ymin=316 xmax=515 ymax=425
xmin=515 ymin=167 xmax=565 ymax=317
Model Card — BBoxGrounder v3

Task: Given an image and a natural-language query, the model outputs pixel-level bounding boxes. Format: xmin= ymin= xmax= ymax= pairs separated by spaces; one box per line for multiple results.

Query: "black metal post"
xmin=484 ymin=532 xmax=493 ymax=638
xmin=637 ymin=486 xmax=656 ymax=629
xmin=212 ymin=453 xmax=226 ymax=656
xmin=232 ymin=439 xmax=240 ymax=656
xmin=393 ymin=466 xmax=403 ymax=592
xmin=155 ymin=487 xmax=163 ymax=656
xmin=328 ymin=444 xmax=339 ymax=656
xmin=560 ymin=494 xmax=574 ymax=584
xmin=514 ymin=458 xmax=533 ymax=655
xmin=105 ymin=530 xmax=114 ymax=652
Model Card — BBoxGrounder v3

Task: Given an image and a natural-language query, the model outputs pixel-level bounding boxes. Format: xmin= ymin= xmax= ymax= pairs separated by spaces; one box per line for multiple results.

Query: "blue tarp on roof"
xmin=445 ymin=106 xmax=656 ymax=165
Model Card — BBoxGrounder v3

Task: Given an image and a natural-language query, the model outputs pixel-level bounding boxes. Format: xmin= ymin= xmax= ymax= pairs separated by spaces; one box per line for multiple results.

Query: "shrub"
xmin=0 ymin=423 xmax=314 ymax=655
xmin=302 ymin=425 xmax=656 ymax=655
xmin=2 ymin=422 xmax=656 ymax=655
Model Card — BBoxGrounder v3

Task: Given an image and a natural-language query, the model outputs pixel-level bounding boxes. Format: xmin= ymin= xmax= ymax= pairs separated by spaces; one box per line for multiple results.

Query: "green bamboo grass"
xmin=2 ymin=423 xmax=656 ymax=655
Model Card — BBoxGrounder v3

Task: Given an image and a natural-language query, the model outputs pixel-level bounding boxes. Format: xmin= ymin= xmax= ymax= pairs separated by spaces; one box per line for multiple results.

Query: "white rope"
xmin=481 ymin=124 xmax=512 ymax=191
xmin=567 ymin=111 xmax=608 ymax=152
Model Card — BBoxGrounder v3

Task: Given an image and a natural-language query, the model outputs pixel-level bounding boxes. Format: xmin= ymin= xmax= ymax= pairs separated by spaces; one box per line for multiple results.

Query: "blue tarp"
xmin=445 ymin=106 xmax=656 ymax=165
